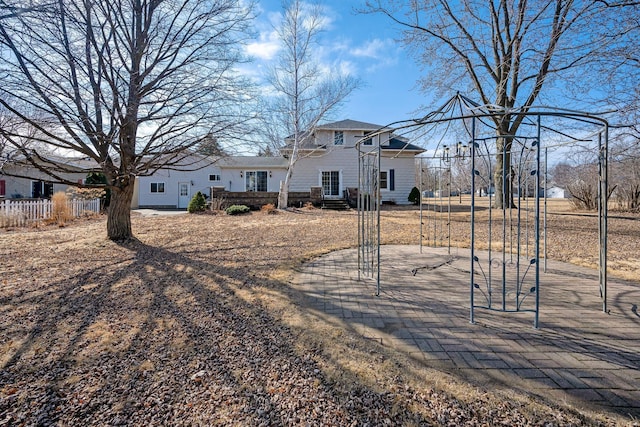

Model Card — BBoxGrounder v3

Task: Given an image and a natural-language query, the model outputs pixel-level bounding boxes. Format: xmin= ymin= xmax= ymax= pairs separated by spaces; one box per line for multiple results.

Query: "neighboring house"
xmin=0 ymin=155 xmax=96 ymax=199
xmin=545 ymin=186 xmax=566 ymax=198
xmin=132 ymin=119 xmax=426 ymax=209
xmin=283 ymin=119 xmax=425 ymax=205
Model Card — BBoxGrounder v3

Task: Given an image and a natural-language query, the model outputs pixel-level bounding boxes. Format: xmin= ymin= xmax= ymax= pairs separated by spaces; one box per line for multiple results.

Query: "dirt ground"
xmin=1 ymin=204 xmax=639 ymax=425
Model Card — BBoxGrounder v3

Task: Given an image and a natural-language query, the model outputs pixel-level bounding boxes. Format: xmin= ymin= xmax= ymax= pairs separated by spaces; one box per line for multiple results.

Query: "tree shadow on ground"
xmin=0 ymin=239 xmax=437 ymax=425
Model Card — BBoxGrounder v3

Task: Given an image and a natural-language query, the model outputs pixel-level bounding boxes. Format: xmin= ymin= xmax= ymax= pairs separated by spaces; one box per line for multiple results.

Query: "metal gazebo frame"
xmin=356 ymin=95 xmax=609 ymax=328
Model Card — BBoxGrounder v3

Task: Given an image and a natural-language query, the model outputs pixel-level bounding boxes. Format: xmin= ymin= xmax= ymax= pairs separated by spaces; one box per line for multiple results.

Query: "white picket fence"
xmin=0 ymin=198 xmax=101 ymax=227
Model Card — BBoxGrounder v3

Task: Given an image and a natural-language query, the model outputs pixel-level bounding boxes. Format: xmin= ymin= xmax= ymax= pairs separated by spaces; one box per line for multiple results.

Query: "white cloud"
xmin=245 ymin=29 xmax=281 ymax=61
xmin=337 ymin=60 xmax=357 ymax=76
xmin=349 ymin=38 xmax=400 ymax=73
xmin=351 ymin=38 xmax=396 ymax=60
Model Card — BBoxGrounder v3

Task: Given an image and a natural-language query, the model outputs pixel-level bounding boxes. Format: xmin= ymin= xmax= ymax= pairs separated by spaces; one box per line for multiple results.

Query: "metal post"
xmin=515 ymin=143 xmax=522 ymax=309
xmin=376 ymin=142 xmax=381 ymax=297
xmin=501 ymin=141 xmax=507 ymax=312
xmin=447 ymin=160 xmax=452 ymax=254
xmin=470 ymin=118 xmax=476 ymax=324
xmin=487 ymin=142 xmax=493 ymax=309
xmin=419 ymin=158 xmax=423 ymax=253
xmin=544 ymin=147 xmax=548 ymax=273
xmin=358 ymin=143 xmax=361 ymax=281
xmin=534 ymin=114 xmax=541 ymax=328
xmin=448 ymin=171 xmax=452 ymax=254
xmin=599 ymin=128 xmax=609 ymax=313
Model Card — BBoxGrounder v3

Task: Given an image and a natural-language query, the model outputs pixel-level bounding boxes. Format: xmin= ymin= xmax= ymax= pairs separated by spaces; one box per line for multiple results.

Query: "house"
xmin=133 ymin=155 xmax=289 ymax=209
xmin=545 ymin=186 xmax=566 ymax=198
xmin=284 ymin=119 xmax=425 ymax=205
xmin=134 ymin=154 xmax=212 ymax=209
xmin=216 ymin=156 xmax=289 ymax=193
xmin=0 ymin=154 xmax=96 ymax=199
xmin=132 ymin=119 xmax=426 ymax=209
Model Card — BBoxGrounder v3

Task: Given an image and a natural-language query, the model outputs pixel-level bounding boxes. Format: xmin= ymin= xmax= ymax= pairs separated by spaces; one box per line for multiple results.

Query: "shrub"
xmin=261 ymin=203 xmax=277 ymax=214
xmin=210 ymin=196 xmax=227 ymax=211
xmin=408 ymin=186 xmax=421 ymax=205
xmin=51 ymin=191 xmax=73 ymax=226
xmin=225 ymin=204 xmax=250 ymax=215
xmin=187 ymin=191 xmax=207 ymax=213
xmin=66 ymin=187 xmax=106 ymax=201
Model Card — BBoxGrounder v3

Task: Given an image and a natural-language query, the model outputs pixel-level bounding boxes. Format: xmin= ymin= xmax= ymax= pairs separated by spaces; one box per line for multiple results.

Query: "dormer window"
xmin=334 ymin=131 xmax=344 ymax=145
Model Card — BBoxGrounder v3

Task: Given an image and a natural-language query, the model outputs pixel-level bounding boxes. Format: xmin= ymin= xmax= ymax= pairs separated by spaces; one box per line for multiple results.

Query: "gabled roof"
xmin=280 ymin=119 xmax=426 ymax=156
xmin=383 ymin=138 xmax=425 ymax=152
xmin=316 ymin=119 xmax=391 ymax=132
xmin=2 ymin=152 xmax=101 ymax=172
xmin=284 ymin=119 xmax=390 ymax=142
xmin=218 ymin=156 xmax=289 ymax=169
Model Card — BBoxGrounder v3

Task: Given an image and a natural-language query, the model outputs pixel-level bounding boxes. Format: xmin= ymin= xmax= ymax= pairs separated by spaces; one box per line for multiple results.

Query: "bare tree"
xmin=416 ymin=158 xmax=440 ymax=194
xmin=0 ymin=0 xmax=255 ymax=240
xmin=365 ymin=0 xmax=638 ymax=208
xmin=450 ymin=156 xmax=474 ymax=196
xmin=265 ymin=0 xmax=360 ymax=209
xmin=551 ymin=161 xmax=600 ymax=210
xmin=610 ymin=140 xmax=640 ymax=211
xmin=0 ymin=104 xmax=46 ymax=170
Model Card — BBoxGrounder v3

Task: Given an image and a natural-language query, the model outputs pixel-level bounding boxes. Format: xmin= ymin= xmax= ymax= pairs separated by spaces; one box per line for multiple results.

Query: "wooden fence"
xmin=0 ymin=198 xmax=101 ymax=227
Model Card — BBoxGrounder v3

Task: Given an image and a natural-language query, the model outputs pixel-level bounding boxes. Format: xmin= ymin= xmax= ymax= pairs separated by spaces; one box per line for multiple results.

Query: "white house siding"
xmin=132 ymin=122 xmax=422 ymax=208
xmin=135 ymin=156 xmax=290 ymax=208
xmin=380 ymin=156 xmax=417 ymax=204
xmin=137 ymin=158 xmax=222 ymax=209
xmin=216 ymin=157 xmax=289 ymax=193
xmin=545 ymin=186 xmax=566 ymax=198
xmin=220 ymin=168 xmax=287 ymax=193
xmin=312 ymin=129 xmax=389 ymax=149
xmin=288 ymin=128 xmax=420 ymax=204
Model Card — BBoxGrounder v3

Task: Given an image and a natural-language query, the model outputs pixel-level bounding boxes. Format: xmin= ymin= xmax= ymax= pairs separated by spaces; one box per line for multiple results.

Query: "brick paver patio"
xmin=293 ymin=245 xmax=640 ymax=417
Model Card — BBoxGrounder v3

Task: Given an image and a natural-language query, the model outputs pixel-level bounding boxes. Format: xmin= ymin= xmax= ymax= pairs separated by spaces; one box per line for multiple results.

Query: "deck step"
xmin=321 ymin=199 xmax=350 ymax=211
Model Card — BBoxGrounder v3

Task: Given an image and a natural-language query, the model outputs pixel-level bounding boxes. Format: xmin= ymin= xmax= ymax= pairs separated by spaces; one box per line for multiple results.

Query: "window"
xmin=334 ymin=131 xmax=344 ymax=145
xmin=380 ymin=171 xmax=388 ymax=189
xmin=0 ymin=180 xmax=4 ymax=196
xmin=245 ymin=171 xmax=268 ymax=192
xmin=150 ymin=182 xmax=165 ymax=193
xmin=363 ymin=132 xmax=373 ymax=146
xmin=209 ymin=174 xmax=221 ymax=181
xmin=379 ymin=169 xmax=395 ymax=191
xmin=31 ymin=181 xmax=53 ymax=198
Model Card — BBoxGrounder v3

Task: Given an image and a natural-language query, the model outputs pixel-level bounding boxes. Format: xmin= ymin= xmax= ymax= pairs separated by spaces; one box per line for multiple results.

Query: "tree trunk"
xmin=494 ymin=135 xmax=515 ymax=209
xmin=107 ymin=179 xmax=134 ymax=241
xmin=278 ymin=148 xmax=297 ymax=209
xmin=278 ymin=179 xmax=288 ymax=209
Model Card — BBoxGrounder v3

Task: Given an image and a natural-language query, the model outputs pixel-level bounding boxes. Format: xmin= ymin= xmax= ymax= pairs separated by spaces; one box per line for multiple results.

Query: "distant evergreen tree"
xmin=196 ymin=133 xmax=225 ymax=157
xmin=86 ymin=172 xmax=111 ymax=208
xmin=408 ymin=186 xmax=420 ymax=205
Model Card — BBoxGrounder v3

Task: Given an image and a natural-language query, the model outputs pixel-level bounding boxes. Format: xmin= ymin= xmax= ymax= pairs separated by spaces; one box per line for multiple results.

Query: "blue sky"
xmin=245 ymin=1 xmax=432 ymax=128
xmin=241 ymin=1 xmax=616 ymax=163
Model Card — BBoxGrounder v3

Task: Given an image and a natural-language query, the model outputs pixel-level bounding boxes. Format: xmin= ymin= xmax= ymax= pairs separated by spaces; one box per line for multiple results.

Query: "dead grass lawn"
xmin=1 ymin=204 xmax=638 ymax=425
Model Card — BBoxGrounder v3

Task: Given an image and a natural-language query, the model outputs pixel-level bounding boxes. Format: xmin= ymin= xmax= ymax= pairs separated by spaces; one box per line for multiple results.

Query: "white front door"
xmin=178 ymin=182 xmax=190 ymax=208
